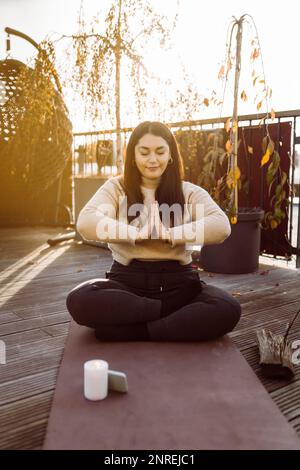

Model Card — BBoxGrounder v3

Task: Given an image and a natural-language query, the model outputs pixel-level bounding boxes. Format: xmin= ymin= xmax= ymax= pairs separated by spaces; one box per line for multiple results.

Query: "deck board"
xmin=0 ymin=227 xmax=300 ymax=449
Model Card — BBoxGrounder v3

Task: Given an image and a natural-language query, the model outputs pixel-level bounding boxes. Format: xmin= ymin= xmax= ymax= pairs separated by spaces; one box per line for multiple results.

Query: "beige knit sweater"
xmin=76 ymin=176 xmax=231 ymax=266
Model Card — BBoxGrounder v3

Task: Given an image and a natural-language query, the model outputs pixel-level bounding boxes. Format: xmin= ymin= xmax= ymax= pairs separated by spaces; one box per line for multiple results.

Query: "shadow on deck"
xmin=0 ymin=227 xmax=300 ymax=449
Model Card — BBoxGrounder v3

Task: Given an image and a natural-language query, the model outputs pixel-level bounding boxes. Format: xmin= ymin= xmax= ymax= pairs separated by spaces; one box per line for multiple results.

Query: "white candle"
xmin=84 ymin=359 xmax=109 ymax=401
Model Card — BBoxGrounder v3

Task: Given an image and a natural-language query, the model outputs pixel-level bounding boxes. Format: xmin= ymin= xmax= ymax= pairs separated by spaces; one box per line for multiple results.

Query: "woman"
xmin=66 ymin=121 xmax=241 ymax=341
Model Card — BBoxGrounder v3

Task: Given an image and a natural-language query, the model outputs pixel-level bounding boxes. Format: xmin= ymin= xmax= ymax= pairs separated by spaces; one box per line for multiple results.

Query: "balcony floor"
xmin=0 ymin=227 xmax=300 ymax=449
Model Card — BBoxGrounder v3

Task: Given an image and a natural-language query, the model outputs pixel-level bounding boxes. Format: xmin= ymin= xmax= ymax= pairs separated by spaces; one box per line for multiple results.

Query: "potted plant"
xmin=191 ymin=15 xmax=289 ymax=274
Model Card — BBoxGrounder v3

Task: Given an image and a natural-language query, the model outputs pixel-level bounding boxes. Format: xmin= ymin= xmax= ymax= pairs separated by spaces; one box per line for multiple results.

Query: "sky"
xmin=1 ymin=0 xmax=300 ymax=132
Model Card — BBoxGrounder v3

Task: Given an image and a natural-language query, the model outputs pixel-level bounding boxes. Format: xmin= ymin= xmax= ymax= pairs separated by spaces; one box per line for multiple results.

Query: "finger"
xmin=156 ymin=203 xmax=161 ymax=238
xmin=150 ymin=203 xmax=155 ymax=233
xmin=154 ymin=201 xmax=158 ymax=220
xmin=150 ymin=203 xmax=155 ymax=237
xmin=155 ymin=204 xmax=162 ymax=238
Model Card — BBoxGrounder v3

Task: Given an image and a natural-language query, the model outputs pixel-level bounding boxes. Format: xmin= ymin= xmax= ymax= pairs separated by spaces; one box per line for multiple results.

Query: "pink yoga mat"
xmin=43 ymin=320 xmax=300 ymax=450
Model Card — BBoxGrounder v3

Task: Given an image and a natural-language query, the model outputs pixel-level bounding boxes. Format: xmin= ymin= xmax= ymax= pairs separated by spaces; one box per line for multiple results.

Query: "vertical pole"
xmin=115 ymin=0 xmax=123 ymax=175
xmin=231 ymin=17 xmax=244 ymax=217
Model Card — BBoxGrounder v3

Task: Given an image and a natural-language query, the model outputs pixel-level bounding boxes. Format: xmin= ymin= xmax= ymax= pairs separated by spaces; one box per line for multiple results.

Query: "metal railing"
xmin=73 ymin=109 xmax=300 ymax=268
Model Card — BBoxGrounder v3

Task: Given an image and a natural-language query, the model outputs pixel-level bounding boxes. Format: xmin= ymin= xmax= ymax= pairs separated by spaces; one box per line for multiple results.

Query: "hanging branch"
xmin=5 ymin=27 xmax=62 ymax=93
xmin=58 ymin=0 xmax=179 ymax=173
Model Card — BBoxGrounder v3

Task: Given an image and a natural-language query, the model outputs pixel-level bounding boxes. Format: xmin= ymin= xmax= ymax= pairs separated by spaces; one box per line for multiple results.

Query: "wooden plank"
xmin=0 ymin=274 xmax=110 ymax=303
xmin=229 ymin=276 xmax=300 ymax=300
xmin=0 ymin=392 xmax=52 ymax=449
xmin=0 ymin=348 xmax=63 ymax=383
xmin=1 ymin=226 xmax=300 ymax=450
xmin=1 ymin=419 xmax=47 ymax=450
xmin=198 ymin=264 xmax=299 ymax=288
xmin=0 ymin=313 xmax=69 ymax=336
xmin=0 ymin=391 xmax=53 ymax=431
xmin=0 ymin=312 xmax=20 ymax=324
xmin=43 ymin=323 xmax=70 ymax=337
xmin=240 ymin=289 xmax=300 ymax=314
xmin=0 ymin=369 xmax=58 ymax=405
xmin=0 ymin=329 xmax=50 ymax=347
xmin=0 ymin=255 xmax=111 ymax=281
xmin=6 ymin=335 xmax=66 ymax=362
xmin=1 ymin=301 xmax=68 ymax=320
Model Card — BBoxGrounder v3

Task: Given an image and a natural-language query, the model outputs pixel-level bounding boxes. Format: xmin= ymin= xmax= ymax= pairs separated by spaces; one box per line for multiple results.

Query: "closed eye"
xmin=140 ymin=151 xmax=166 ymax=156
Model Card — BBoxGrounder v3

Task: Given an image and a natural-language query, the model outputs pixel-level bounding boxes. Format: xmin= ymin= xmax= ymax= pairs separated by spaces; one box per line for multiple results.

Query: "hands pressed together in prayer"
xmin=136 ymin=201 xmax=172 ymax=244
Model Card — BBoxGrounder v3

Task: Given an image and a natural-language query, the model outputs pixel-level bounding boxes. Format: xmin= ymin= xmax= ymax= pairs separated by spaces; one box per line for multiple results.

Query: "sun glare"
xmin=1 ymin=0 xmax=299 ymax=131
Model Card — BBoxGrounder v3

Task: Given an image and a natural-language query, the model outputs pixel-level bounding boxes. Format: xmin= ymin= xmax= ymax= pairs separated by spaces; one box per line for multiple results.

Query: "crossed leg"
xmin=66 ymin=278 xmax=162 ymax=327
xmin=147 ymin=283 xmax=242 ymax=341
xmin=66 ymin=278 xmax=241 ymax=342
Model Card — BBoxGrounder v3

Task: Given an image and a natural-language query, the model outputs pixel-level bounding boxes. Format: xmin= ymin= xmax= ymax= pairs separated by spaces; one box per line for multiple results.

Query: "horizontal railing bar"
xmin=73 ymin=109 xmax=300 ymax=137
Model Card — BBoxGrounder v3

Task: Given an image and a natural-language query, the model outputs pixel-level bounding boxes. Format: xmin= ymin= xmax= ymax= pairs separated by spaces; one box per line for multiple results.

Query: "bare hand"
xmin=136 ymin=201 xmax=171 ymax=243
xmin=152 ymin=201 xmax=172 ymax=243
xmin=135 ymin=215 xmax=152 ymax=242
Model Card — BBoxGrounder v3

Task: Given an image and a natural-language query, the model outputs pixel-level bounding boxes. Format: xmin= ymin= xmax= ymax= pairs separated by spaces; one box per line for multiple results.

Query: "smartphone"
xmin=108 ymin=370 xmax=128 ymax=393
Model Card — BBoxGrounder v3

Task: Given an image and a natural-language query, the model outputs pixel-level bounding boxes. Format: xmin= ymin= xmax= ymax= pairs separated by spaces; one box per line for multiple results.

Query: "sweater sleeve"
xmin=76 ymin=178 xmax=139 ymax=245
xmin=169 ymin=184 xmax=231 ymax=247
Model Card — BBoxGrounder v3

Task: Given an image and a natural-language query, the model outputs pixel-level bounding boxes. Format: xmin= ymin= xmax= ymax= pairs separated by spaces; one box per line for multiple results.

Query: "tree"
xmin=59 ymin=0 xmax=179 ymax=174
xmin=195 ymin=14 xmax=286 ymax=231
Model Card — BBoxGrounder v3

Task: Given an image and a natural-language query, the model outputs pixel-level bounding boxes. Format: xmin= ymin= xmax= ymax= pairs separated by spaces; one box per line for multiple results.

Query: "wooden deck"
xmin=0 ymin=227 xmax=300 ymax=450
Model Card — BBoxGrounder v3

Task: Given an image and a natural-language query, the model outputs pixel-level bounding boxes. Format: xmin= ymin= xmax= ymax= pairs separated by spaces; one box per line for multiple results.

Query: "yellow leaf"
xmin=257 ymin=100 xmax=262 ymax=111
xmin=261 ymin=148 xmax=270 ymax=167
xmin=226 ymin=58 xmax=232 ymax=75
xmin=250 ymin=48 xmax=260 ymax=60
xmin=240 ymin=90 xmax=247 ymax=101
xmin=248 ymin=146 xmax=254 ymax=154
xmin=218 ymin=65 xmax=225 ymax=80
xmin=262 ymin=136 xmax=268 ymax=153
xmin=225 ymin=139 xmax=233 ymax=153
xmin=226 ymin=171 xmax=233 ymax=188
xmin=232 ymin=120 xmax=238 ymax=133
xmin=203 ymin=98 xmax=209 ymax=107
xmin=225 ymin=118 xmax=231 ymax=133
xmin=226 ymin=167 xmax=240 ymax=188
xmin=267 ymin=139 xmax=275 ymax=155
xmin=270 ymin=219 xmax=278 ymax=230
xmin=271 ymin=108 xmax=276 ymax=120
xmin=231 ymin=216 xmax=238 ymax=224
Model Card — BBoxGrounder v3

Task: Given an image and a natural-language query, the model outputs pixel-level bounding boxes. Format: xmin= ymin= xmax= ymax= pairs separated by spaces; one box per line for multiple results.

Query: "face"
xmin=134 ymin=133 xmax=170 ymax=181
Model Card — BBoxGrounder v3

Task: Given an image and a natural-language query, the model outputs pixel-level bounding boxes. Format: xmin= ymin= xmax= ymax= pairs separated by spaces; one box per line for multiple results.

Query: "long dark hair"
xmin=118 ymin=121 xmax=185 ymax=227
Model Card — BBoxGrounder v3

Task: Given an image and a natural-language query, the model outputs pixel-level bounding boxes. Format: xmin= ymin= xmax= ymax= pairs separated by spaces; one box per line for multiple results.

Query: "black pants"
xmin=66 ymin=259 xmax=241 ymax=341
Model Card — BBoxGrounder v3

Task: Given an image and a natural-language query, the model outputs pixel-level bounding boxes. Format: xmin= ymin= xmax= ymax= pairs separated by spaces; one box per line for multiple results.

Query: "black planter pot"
xmin=198 ymin=208 xmax=265 ymax=274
